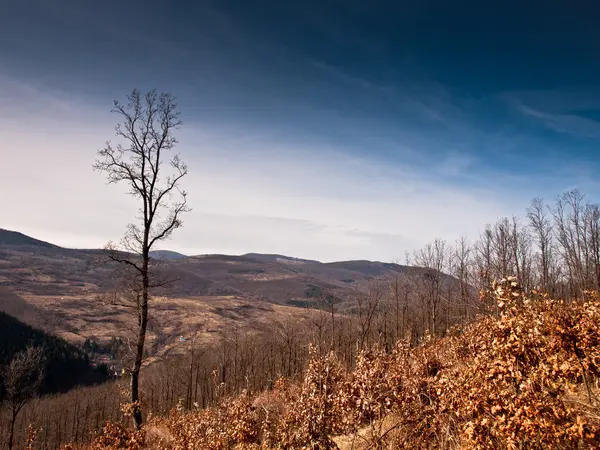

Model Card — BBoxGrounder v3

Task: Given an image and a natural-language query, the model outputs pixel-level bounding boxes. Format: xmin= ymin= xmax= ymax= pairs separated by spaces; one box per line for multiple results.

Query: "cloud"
xmin=435 ymin=150 xmax=476 ymax=178
xmin=303 ymin=58 xmax=468 ymax=129
xmin=169 ymin=214 xmax=418 ymax=262
xmin=0 ymin=75 xmax=588 ymax=262
xmin=3 ymin=1 xmax=600 ymax=266
xmin=508 ymin=89 xmax=600 ymax=139
xmin=518 ymin=104 xmax=600 ymax=139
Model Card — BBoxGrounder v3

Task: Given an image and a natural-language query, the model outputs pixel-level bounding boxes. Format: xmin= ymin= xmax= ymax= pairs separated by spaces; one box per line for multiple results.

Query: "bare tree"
xmin=388 ymin=275 xmax=409 ymax=344
xmin=2 ymin=346 xmax=45 ymax=450
xmin=510 ymin=216 xmax=533 ymax=291
xmin=527 ymin=198 xmax=553 ymax=293
xmin=412 ymin=239 xmax=448 ymax=336
xmin=94 ymin=89 xmax=190 ymax=429
xmin=355 ymin=281 xmax=384 ymax=350
xmin=585 ymin=203 xmax=600 ymax=290
xmin=553 ymin=190 xmax=588 ymax=297
xmin=450 ymin=237 xmax=475 ymax=322
xmin=307 ymin=297 xmax=329 ymax=356
xmin=490 ymin=218 xmax=514 ymax=279
xmin=475 ymin=226 xmax=493 ymax=290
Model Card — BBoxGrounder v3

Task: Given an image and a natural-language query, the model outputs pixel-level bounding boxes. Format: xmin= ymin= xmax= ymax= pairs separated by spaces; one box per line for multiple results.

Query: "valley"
xmin=0 ymin=228 xmax=422 ymax=365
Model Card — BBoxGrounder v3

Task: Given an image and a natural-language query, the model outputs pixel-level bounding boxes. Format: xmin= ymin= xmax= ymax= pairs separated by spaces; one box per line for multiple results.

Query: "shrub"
xmin=83 ymin=278 xmax=600 ymax=449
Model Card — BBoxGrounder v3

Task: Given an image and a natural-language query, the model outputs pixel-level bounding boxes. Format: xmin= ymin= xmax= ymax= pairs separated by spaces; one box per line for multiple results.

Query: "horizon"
xmin=1 ymin=0 xmax=600 ymax=262
xmin=0 ymin=227 xmax=403 ymax=265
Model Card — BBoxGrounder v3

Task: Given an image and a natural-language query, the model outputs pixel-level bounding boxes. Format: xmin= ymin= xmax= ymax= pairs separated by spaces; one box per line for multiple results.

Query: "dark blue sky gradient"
xmin=2 ymin=0 xmax=600 ymax=188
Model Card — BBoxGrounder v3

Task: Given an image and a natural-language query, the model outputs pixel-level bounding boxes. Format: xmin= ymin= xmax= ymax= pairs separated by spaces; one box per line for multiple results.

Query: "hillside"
xmin=0 ymin=285 xmax=45 ymax=329
xmin=0 ymin=310 xmax=109 ymax=396
xmin=0 ymin=228 xmax=415 ymax=302
xmin=0 ymin=229 xmax=457 ymax=362
xmin=89 ymin=279 xmax=600 ymax=449
xmin=0 ymin=228 xmax=58 ymax=249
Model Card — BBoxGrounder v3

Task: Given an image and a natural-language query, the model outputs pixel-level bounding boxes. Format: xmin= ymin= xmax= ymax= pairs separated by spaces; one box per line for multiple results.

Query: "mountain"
xmin=149 ymin=249 xmax=188 ymax=260
xmin=243 ymin=253 xmax=320 ymax=264
xmin=0 ymin=229 xmax=413 ymax=301
xmin=0 ymin=229 xmax=459 ymax=361
xmin=0 ymin=228 xmax=58 ymax=248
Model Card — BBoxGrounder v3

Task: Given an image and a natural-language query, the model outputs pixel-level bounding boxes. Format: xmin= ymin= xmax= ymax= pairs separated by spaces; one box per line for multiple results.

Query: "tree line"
xmin=0 ymin=312 xmax=109 ymax=448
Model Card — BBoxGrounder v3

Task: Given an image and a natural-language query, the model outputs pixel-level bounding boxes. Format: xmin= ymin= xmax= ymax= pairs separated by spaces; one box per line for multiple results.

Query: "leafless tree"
xmin=585 ymin=203 xmax=600 ymax=290
xmin=553 ymin=190 xmax=588 ymax=297
xmin=93 ymin=89 xmax=190 ymax=429
xmin=306 ymin=288 xmax=338 ymax=355
xmin=355 ymin=281 xmax=384 ymax=350
xmin=387 ymin=276 xmax=409 ymax=344
xmin=490 ymin=218 xmax=514 ymax=279
xmin=412 ymin=239 xmax=448 ymax=336
xmin=308 ymin=299 xmax=329 ymax=356
xmin=451 ymin=236 xmax=475 ymax=321
xmin=510 ymin=216 xmax=533 ymax=290
xmin=2 ymin=346 xmax=45 ymax=450
xmin=475 ymin=226 xmax=493 ymax=290
xmin=527 ymin=198 xmax=553 ymax=293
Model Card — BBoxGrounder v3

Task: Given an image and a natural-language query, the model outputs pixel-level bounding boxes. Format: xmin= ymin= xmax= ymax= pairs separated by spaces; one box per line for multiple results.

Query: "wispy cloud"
xmin=304 ymin=57 xmax=467 ymax=128
xmin=508 ymin=89 xmax=600 ymax=139
xmin=0 ymin=75 xmax=526 ymax=261
xmin=517 ymin=104 xmax=600 ymax=139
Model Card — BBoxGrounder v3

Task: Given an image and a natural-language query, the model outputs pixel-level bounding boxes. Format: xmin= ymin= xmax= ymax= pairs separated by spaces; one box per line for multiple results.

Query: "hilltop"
xmin=149 ymin=250 xmax=188 ymax=261
xmin=0 ymin=228 xmax=58 ymax=249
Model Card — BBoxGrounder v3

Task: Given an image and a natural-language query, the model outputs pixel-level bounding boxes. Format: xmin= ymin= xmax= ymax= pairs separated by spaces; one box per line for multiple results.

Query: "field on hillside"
xmin=19 ymin=293 xmax=313 ymax=359
xmin=1 ymin=230 xmax=438 ymax=364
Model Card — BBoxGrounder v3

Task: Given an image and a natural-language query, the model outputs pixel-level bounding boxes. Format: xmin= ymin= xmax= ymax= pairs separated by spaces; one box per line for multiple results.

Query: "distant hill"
xmin=0 ymin=228 xmax=58 ymax=248
xmin=324 ymin=260 xmax=405 ymax=276
xmin=243 ymin=253 xmax=320 ymax=264
xmin=0 ymin=229 xmax=439 ymax=305
xmin=150 ymin=250 xmax=188 ymax=260
xmin=0 ymin=229 xmax=466 ymax=362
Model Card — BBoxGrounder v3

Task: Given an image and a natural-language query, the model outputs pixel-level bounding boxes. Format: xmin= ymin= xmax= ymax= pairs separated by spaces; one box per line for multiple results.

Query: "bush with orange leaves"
xmin=448 ymin=279 xmax=600 ymax=449
xmin=82 ymin=278 xmax=600 ymax=449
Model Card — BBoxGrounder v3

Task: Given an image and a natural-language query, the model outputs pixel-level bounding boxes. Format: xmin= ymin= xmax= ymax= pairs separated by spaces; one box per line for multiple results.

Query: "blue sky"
xmin=1 ymin=0 xmax=599 ymax=261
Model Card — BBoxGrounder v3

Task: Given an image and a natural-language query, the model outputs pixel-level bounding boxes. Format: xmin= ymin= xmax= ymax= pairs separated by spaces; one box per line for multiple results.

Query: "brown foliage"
xmin=76 ymin=279 xmax=600 ymax=449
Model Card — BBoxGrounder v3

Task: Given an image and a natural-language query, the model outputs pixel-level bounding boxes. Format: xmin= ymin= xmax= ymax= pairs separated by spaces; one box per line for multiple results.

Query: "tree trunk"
xmin=8 ymin=407 xmax=17 ymax=450
xmin=131 ymin=261 xmax=149 ymax=429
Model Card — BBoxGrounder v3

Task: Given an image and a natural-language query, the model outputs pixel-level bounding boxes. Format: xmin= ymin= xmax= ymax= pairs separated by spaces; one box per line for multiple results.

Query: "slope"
xmin=0 ymin=229 xmax=461 ymax=362
xmin=101 ymin=279 xmax=600 ymax=449
xmin=0 ymin=310 xmax=109 ymax=396
xmin=0 ymin=228 xmax=58 ymax=248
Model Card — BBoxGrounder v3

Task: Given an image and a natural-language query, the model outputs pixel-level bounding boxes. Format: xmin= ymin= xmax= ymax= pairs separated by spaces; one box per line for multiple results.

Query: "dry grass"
xmin=18 ymin=293 xmax=313 ymax=361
